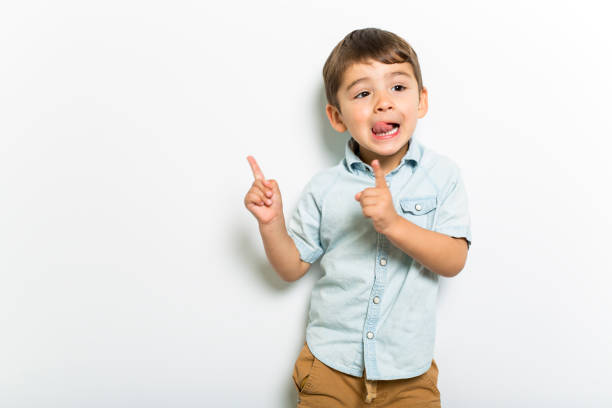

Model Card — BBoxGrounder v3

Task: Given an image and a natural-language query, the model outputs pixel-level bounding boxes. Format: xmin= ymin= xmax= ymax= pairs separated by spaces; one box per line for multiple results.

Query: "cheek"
xmin=347 ymin=106 xmax=371 ymax=126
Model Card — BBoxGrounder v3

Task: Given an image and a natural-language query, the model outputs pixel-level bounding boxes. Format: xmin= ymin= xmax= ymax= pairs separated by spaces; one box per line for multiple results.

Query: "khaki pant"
xmin=292 ymin=343 xmax=441 ymax=408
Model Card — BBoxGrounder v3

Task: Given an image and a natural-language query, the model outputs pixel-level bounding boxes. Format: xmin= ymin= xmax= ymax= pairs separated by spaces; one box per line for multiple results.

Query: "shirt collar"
xmin=343 ymin=137 xmax=422 ymax=175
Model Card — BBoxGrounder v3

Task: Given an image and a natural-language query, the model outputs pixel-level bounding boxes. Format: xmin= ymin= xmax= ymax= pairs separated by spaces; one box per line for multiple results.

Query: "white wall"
xmin=1 ymin=1 xmax=611 ymax=407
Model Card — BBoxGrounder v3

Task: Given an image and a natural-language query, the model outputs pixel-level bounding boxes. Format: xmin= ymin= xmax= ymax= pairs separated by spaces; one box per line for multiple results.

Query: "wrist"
xmin=381 ymin=213 xmax=403 ymax=237
xmin=258 ymin=214 xmax=286 ymax=231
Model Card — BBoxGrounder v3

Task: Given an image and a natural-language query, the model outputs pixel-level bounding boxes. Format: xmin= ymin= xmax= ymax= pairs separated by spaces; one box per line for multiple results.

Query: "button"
xmin=380 ymin=258 xmax=387 ymax=266
xmin=367 ymin=331 xmax=374 ymax=339
xmin=373 ymin=296 xmax=380 ymax=304
xmin=415 ymin=203 xmax=422 ymax=211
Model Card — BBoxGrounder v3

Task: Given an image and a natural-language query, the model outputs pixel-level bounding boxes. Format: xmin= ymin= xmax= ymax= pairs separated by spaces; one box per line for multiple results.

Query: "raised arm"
xmin=244 ymin=156 xmax=311 ymax=282
xmin=355 ymin=160 xmax=468 ymax=277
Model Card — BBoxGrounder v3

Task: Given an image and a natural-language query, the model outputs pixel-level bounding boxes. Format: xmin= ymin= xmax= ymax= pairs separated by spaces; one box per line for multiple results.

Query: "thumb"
xmin=265 ymin=179 xmax=280 ymax=192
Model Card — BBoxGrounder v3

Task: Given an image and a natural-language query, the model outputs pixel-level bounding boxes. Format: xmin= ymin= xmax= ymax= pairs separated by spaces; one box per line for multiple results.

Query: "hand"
xmin=244 ymin=156 xmax=284 ymax=225
xmin=354 ymin=160 xmax=400 ymax=234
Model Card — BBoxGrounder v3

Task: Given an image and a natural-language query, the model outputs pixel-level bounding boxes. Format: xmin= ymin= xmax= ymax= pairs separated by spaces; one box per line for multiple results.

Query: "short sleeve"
xmin=434 ymin=166 xmax=472 ymax=249
xmin=287 ymin=180 xmax=324 ymax=263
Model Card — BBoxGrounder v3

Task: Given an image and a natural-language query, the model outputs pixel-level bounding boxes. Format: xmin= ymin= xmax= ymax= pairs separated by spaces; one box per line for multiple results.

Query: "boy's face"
xmin=326 ymin=59 xmax=428 ymax=167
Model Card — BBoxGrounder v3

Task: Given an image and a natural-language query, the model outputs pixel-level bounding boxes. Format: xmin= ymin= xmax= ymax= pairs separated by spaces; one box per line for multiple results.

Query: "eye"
xmin=392 ymin=84 xmax=406 ymax=91
xmin=354 ymin=91 xmax=370 ymax=99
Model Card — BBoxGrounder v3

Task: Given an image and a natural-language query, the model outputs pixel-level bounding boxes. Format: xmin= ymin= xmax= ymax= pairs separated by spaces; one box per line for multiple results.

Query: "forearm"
xmin=258 ymin=217 xmax=308 ymax=282
xmin=383 ymin=215 xmax=467 ymax=277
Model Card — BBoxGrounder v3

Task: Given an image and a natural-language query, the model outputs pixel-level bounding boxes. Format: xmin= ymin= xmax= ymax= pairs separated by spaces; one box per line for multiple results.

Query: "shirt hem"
xmin=288 ymin=231 xmax=323 ymax=263
xmin=436 ymin=226 xmax=472 ymax=247
xmin=305 ymin=338 xmax=435 ymax=381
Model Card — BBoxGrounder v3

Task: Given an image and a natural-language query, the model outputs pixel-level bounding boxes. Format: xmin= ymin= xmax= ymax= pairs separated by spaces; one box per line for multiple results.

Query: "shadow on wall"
xmin=236 ymin=86 xmax=342 ymax=407
xmin=236 ymin=226 xmax=292 ymax=292
xmin=316 ymin=86 xmax=348 ymax=164
xmin=234 ymin=216 xmax=324 ymax=407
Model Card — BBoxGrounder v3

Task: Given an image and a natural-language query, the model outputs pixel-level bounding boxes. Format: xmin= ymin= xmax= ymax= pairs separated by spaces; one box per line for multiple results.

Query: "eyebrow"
xmin=345 ymin=71 xmax=414 ymax=92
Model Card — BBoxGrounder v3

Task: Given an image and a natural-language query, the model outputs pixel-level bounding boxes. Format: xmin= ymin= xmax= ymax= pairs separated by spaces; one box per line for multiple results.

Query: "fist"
xmin=354 ymin=159 xmax=400 ymax=234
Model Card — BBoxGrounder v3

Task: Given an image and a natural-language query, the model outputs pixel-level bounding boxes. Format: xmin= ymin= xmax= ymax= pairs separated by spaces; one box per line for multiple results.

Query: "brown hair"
xmin=323 ymin=28 xmax=423 ymax=110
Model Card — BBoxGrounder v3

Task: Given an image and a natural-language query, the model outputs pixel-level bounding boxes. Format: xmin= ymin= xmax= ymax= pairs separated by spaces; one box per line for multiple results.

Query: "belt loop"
xmin=363 ymin=370 xmax=378 ymax=403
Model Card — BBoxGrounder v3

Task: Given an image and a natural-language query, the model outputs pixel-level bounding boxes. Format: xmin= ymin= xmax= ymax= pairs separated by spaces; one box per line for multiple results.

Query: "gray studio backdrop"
xmin=1 ymin=1 xmax=611 ymax=407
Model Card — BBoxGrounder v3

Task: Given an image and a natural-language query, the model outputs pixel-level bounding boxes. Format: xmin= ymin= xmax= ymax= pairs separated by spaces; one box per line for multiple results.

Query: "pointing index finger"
xmin=372 ymin=160 xmax=387 ymax=188
xmin=247 ymin=155 xmax=265 ymax=180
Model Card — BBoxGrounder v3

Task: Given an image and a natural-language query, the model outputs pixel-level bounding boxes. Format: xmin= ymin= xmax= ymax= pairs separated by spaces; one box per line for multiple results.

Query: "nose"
xmin=375 ymin=92 xmax=393 ymax=112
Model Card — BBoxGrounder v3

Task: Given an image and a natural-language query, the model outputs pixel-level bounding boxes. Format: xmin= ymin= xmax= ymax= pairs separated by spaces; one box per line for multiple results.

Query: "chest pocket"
xmin=399 ymin=196 xmax=437 ymax=230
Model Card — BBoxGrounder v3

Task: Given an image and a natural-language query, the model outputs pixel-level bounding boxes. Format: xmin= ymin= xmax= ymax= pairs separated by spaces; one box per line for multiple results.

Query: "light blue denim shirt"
xmin=287 ymin=137 xmax=472 ymax=380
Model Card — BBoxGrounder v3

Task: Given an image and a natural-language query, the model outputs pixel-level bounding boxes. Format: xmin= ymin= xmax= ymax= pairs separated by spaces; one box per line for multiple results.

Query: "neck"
xmin=356 ymin=140 xmax=410 ymax=175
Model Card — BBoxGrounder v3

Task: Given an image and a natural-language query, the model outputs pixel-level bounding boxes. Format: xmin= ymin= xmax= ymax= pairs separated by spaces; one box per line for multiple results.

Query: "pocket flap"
xmin=400 ymin=196 xmax=436 ymax=215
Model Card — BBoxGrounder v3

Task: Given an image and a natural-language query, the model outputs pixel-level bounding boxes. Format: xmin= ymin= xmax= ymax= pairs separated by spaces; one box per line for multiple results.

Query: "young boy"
xmin=244 ymin=28 xmax=471 ymax=407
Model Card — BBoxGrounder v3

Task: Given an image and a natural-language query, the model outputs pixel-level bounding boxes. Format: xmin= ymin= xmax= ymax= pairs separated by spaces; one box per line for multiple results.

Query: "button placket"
xmin=363 ymin=233 xmax=390 ymax=378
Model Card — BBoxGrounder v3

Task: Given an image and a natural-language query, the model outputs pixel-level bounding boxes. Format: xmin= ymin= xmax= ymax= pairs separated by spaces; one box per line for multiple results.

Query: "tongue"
xmin=372 ymin=122 xmax=395 ymax=134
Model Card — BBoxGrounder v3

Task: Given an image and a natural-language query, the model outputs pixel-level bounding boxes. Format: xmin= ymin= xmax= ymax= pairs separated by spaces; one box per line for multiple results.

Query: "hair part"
xmin=323 ymin=28 xmax=423 ymax=111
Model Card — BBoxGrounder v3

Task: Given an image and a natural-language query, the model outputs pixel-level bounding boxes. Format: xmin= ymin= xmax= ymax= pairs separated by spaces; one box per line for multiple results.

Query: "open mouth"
xmin=372 ymin=122 xmax=400 ymax=139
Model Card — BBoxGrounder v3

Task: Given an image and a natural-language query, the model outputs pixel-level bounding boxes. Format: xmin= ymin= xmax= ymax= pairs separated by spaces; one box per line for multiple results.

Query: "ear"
xmin=417 ymin=86 xmax=429 ymax=118
xmin=325 ymin=104 xmax=348 ymax=133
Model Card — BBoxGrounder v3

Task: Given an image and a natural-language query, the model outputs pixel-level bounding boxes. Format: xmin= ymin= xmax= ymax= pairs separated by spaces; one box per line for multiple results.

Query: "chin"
xmin=377 ymin=138 xmax=409 ymax=151
xmin=374 ymin=147 xmax=403 ymax=158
